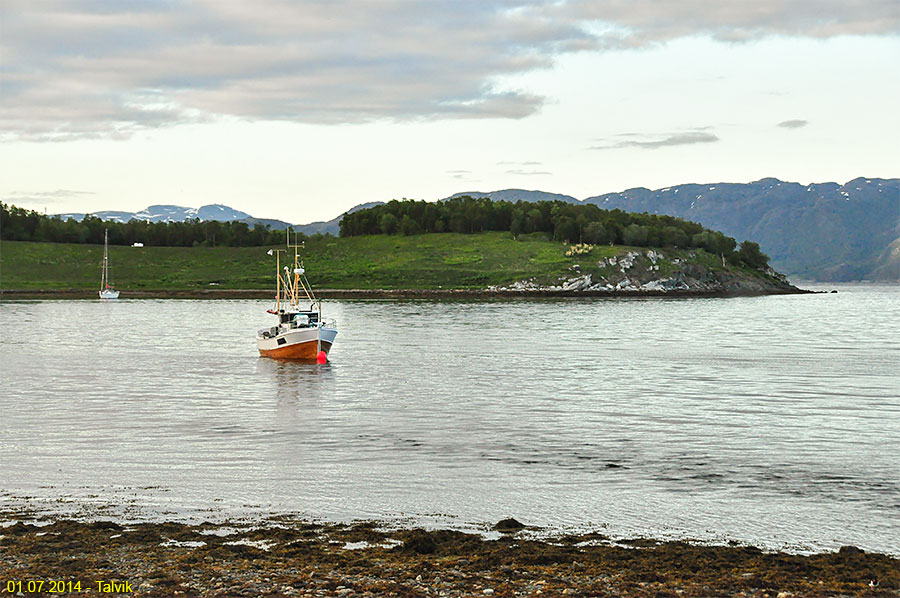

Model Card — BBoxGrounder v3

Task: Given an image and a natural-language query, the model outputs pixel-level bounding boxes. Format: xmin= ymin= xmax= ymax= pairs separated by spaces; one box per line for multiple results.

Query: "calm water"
xmin=1 ymin=285 xmax=898 ymax=553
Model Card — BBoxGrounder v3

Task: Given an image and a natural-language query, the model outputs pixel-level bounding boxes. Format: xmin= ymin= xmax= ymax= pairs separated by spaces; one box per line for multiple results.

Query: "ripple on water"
xmin=0 ymin=285 xmax=898 ymax=554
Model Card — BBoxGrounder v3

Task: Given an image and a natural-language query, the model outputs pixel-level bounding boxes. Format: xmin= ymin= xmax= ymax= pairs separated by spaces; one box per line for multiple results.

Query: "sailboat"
xmin=99 ymin=229 xmax=120 ymax=300
xmin=256 ymin=231 xmax=337 ymax=360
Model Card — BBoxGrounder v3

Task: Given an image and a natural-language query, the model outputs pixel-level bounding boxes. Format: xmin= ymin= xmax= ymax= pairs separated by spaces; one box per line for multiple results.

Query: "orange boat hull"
xmin=258 ymin=339 xmax=333 ymax=360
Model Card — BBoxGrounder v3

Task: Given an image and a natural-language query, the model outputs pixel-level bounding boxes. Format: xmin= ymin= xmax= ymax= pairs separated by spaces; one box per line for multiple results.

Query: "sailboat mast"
xmin=101 ymin=229 xmax=108 ymax=290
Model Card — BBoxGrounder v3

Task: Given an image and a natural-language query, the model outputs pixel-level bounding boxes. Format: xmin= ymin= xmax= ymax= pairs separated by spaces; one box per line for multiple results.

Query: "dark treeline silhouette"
xmin=340 ymin=197 xmax=770 ymax=268
xmin=0 ymin=203 xmax=296 ymax=248
xmin=2 ymin=199 xmax=770 ymax=270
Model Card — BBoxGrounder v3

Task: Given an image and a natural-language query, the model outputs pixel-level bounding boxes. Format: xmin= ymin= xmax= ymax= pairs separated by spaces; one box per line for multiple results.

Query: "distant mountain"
xmin=54 ymin=201 xmax=381 ymax=237
xmin=133 ymin=204 xmax=199 ymax=222
xmin=448 ymin=189 xmax=578 ymax=203
xmin=242 ymin=217 xmax=294 ymax=230
xmin=582 ymin=177 xmax=899 ymax=281
xmin=56 ymin=210 xmax=133 ymax=222
xmin=56 ymin=203 xmax=251 ymax=223
xmin=49 ymin=177 xmax=898 ymax=281
xmin=869 ymin=238 xmax=900 ymax=281
xmin=195 ymin=204 xmax=252 ymax=221
xmin=295 ymin=201 xmax=385 ymax=236
xmin=450 ymin=178 xmax=898 ymax=281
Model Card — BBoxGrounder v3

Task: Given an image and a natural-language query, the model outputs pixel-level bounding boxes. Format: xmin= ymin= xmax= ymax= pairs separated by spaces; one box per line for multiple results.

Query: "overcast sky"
xmin=1 ymin=1 xmax=898 ymax=222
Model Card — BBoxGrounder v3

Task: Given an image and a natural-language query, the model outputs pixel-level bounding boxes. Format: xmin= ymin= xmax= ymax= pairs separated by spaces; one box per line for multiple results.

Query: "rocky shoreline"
xmin=1 ymin=516 xmax=895 ymax=597
xmin=488 ymin=249 xmax=800 ymax=296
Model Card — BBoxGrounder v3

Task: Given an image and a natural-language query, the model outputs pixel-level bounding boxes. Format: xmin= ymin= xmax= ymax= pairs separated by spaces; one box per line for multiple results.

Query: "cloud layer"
xmin=2 ymin=0 xmax=895 ymax=140
xmin=3 ymin=189 xmax=95 ymax=204
xmin=778 ymin=119 xmax=809 ymax=129
xmin=592 ymin=131 xmax=720 ymax=150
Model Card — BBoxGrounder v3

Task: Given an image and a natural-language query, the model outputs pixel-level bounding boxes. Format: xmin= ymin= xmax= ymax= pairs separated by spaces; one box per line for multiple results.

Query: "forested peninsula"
xmin=1 ymin=200 xmax=801 ymax=296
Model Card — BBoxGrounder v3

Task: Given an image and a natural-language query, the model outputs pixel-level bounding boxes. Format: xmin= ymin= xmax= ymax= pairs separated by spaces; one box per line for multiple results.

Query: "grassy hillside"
xmin=1 ymin=233 xmax=768 ymax=291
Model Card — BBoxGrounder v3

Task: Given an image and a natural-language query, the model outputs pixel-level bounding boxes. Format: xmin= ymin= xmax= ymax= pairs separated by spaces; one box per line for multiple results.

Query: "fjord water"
xmin=1 ymin=286 xmax=898 ymax=554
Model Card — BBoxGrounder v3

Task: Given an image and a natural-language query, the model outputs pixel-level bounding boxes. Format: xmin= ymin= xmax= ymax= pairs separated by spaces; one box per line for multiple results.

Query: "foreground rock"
xmin=1 ymin=518 xmax=896 ymax=597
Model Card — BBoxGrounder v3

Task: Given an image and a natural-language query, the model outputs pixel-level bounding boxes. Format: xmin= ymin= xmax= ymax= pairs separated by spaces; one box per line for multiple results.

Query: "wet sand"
xmin=1 ymin=516 xmax=895 ymax=597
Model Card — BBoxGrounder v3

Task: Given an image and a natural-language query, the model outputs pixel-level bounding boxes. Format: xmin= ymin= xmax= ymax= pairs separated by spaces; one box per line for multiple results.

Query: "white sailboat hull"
xmin=99 ymin=289 xmax=120 ymax=300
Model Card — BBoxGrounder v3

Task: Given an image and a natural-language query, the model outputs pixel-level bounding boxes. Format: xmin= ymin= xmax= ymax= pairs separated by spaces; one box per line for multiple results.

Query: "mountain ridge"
xmin=578 ymin=177 xmax=898 ymax=281
xmin=46 ymin=176 xmax=899 ymax=281
xmin=57 ymin=203 xmax=252 ymax=224
xmin=440 ymin=177 xmax=898 ymax=281
xmin=448 ymin=189 xmax=579 ymax=204
xmin=53 ymin=202 xmax=378 ymax=237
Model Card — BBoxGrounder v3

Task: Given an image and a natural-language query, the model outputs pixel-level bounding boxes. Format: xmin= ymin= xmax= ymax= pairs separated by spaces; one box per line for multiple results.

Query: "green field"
xmin=0 ymin=233 xmax=759 ymax=291
xmin=0 ymin=233 xmax=595 ymax=290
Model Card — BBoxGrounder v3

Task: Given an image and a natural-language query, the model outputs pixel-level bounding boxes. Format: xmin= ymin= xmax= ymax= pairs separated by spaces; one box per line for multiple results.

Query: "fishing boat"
xmin=256 ymin=233 xmax=337 ymax=360
xmin=98 ymin=229 xmax=119 ymax=300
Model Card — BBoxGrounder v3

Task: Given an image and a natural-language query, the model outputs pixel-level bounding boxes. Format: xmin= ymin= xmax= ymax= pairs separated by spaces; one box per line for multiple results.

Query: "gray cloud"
xmin=558 ymin=0 xmax=898 ymax=43
xmin=778 ymin=119 xmax=809 ymax=129
xmin=506 ymin=169 xmax=552 ymax=175
xmin=1 ymin=1 xmax=894 ymax=140
xmin=592 ymin=131 xmax=720 ymax=150
xmin=3 ymin=189 xmax=95 ymax=204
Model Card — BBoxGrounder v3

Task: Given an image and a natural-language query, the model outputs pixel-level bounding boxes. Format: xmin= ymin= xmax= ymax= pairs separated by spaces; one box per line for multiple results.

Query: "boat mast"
xmin=286 ymin=227 xmax=295 ymax=308
xmin=285 ymin=227 xmax=316 ymax=308
xmin=267 ymin=247 xmax=287 ymax=314
xmin=101 ymin=229 xmax=109 ymax=290
xmin=285 ymin=227 xmax=317 ymax=309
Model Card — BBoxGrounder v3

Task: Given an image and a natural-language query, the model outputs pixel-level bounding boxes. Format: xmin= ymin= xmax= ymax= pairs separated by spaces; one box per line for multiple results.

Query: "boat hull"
xmin=99 ymin=290 xmax=120 ymax=300
xmin=257 ymin=327 xmax=337 ymax=360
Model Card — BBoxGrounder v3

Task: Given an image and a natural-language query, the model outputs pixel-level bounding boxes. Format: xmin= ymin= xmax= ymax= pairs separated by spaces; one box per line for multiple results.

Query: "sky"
xmin=1 ymin=1 xmax=898 ymax=224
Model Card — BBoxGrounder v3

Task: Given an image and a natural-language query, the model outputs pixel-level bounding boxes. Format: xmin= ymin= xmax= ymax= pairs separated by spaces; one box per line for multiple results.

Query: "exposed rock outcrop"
xmin=488 ymin=249 xmax=800 ymax=295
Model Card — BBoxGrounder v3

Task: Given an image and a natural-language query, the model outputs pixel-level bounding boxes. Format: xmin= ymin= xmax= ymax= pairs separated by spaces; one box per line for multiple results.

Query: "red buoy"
xmin=316 ymin=350 xmax=327 ymax=364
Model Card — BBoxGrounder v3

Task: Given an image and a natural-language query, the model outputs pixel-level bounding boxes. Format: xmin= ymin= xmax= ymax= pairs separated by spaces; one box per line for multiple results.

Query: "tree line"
xmin=340 ymin=196 xmax=770 ymax=269
xmin=2 ymin=198 xmax=770 ymax=269
xmin=0 ymin=203 xmax=295 ymax=248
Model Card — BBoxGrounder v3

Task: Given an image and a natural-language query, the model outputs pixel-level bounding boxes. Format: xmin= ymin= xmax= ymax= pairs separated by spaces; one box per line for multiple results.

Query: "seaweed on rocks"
xmin=0 ymin=518 xmax=896 ymax=597
xmin=492 ymin=518 xmax=526 ymax=532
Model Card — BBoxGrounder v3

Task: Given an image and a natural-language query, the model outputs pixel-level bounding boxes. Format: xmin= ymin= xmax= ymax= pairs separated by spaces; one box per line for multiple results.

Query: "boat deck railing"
xmin=258 ymin=319 xmax=337 ymax=339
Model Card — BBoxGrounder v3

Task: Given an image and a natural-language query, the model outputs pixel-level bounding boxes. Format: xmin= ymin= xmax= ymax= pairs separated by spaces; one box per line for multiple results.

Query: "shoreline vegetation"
xmin=1 ymin=514 xmax=896 ymax=597
xmin=1 ymin=233 xmax=800 ymax=297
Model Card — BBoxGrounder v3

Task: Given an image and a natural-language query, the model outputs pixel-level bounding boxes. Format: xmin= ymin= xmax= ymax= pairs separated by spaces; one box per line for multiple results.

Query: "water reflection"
xmin=255 ymin=357 xmax=336 ymax=407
